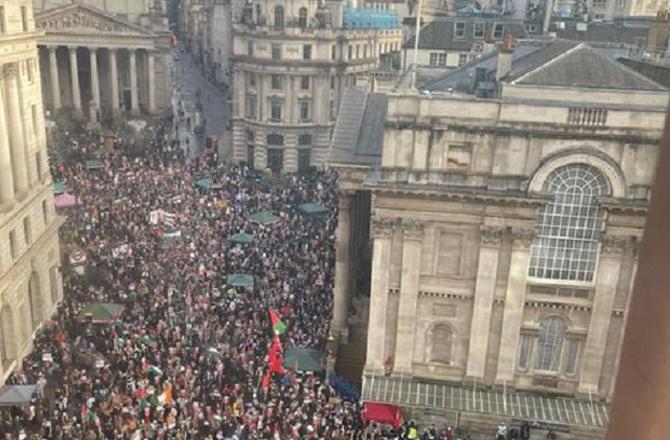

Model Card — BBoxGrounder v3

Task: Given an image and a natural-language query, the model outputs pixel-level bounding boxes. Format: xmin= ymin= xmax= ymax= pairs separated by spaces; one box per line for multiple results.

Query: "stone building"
xmin=31 ymin=0 xmax=173 ymax=122
xmin=329 ymin=39 xmax=667 ymax=436
xmin=0 ymin=0 xmax=63 ymax=382
xmin=231 ymin=1 xmax=403 ymax=173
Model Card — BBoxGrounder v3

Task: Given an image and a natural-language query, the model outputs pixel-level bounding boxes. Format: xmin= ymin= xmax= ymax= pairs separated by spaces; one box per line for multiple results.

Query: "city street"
xmin=170 ymin=48 xmax=230 ymax=159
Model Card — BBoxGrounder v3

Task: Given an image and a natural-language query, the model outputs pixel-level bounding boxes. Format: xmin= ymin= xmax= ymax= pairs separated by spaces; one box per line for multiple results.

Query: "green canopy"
xmin=195 ymin=177 xmax=214 ymax=189
xmin=249 ymin=211 xmax=280 ymax=225
xmin=229 ymin=233 xmax=255 ymax=245
xmin=226 ymin=274 xmax=254 ymax=288
xmin=298 ymin=202 xmax=329 ymax=215
xmin=283 ymin=347 xmax=325 ymax=372
xmin=85 ymin=159 xmax=103 ymax=169
xmin=77 ymin=303 xmax=125 ymax=323
xmin=52 ymin=182 xmax=67 ymax=194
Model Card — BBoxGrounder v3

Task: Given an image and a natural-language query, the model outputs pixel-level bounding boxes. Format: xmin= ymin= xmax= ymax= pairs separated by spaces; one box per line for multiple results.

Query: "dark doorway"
xmin=267 ymin=148 xmax=283 ymax=174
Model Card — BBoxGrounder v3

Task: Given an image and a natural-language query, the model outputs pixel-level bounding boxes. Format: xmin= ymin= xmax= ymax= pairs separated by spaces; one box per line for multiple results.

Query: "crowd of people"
xmin=2 ymin=119 xmax=368 ymax=439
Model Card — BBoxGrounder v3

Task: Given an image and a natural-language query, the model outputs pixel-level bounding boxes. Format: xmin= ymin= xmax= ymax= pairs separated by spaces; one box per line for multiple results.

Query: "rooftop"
xmin=404 ymin=17 xmax=528 ymax=50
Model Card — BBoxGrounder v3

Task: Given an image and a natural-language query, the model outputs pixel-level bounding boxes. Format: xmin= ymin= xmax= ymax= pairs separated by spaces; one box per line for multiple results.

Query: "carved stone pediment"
xmin=36 ymin=5 xmax=152 ymax=36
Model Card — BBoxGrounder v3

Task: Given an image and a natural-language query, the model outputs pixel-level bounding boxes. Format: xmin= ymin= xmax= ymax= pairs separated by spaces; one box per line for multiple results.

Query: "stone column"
xmin=0 ymin=74 xmax=15 ymax=205
xmin=129 ymin=49 xmax=139 ymax=114
xmin=109 ymin=49 xmax=119 ymax=113
xmin=495 ymin=228 xmax=534 ymax=383
xmin=578 ymin=234 xmax=626 ymax=394
xmin=393 ymin=220 xmax=424 ymax=375
xmin=68 ymin=47 xmax=81 ymax=112
xmin=365 ymin=217 xmax=395 ymax=374
xmin=466 ymin=225 xmax=503 ymax=379
xmin=89 ymin=48 xmax=100 ymax=112
xmin=48 ymin=46 xmax=61 ymax=110
xmin=147 ymin=51 xmax=156 ymax=113
xmin=332 ymin=192 xmax=353 ymax=336
xmin=4 ymin=64 xmax=29 ymax=197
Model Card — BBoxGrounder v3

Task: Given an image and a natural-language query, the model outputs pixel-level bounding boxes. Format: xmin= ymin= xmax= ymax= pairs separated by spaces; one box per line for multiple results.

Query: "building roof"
xmin=423 ymin=39 xmax=666 ymax=93
xmin=555 ymin=19 xmax=651 ymax=47
xmin=507 ymin=42 xmax=666 ymax=91
xmin=404 ymin=17 xmax=528 ymax=51
xmin=329 ymin=88 xmax=386 ymax=166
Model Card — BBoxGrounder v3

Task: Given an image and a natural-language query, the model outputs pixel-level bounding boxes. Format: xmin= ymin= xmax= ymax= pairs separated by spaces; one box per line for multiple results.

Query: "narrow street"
xmin=170 ymin=48 xmax=230 ymax=159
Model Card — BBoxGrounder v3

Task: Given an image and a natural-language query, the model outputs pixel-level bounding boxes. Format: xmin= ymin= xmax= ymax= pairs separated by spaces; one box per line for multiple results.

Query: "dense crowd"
xmin=1 ymin=119 xmax=367 ymax=439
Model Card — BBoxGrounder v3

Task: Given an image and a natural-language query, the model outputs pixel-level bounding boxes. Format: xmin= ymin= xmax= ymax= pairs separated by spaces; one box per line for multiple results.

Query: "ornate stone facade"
xmin=33 ymin=2 xmax=172 ymax=121
xmin=230 ymin=0 xmax=403 ymax=172
xmin=329 ymin=39 xmax=667 ymax=436
xmin=0 ymin=0 xmax=63 ymax=382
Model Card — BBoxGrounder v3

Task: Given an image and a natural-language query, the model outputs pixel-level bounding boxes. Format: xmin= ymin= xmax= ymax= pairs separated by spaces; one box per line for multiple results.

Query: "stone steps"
xmin=336 ymin=323 xmax=368 ymax=389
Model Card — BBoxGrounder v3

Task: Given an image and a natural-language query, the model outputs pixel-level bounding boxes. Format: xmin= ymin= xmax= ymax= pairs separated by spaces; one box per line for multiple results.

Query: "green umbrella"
xmin=85 ymin=159 xmax=102 ymax=169
xmin=249 ymin=211 xmax=280 ymax=225
xmin=77 ymin=303 xmax=125 ymax=323
xmin=195 ymin=177 xmax=214 ymax=189
xmin=229 ymin=233 xmax=255 ymax=245
xmin=52 ymin=182 xmax=67 ymax=194
xmin=283 ymin=347 xmax=325 ymax=372
xmin=140 ymin=335 xmax=153 ymax=346
xmin=146 ymin=365 xmax=163 ymax=376
xmin=298 ymin=202 xmax=329 ymax=215
xmin=207 ymin=347 xmax=221 ymax=356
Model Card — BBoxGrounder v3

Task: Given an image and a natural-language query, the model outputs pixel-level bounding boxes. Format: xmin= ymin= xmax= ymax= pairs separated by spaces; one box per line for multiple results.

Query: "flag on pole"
xmin=269 ymin=309 xmax=287 ymax=335
xmin=268 ymin=335 xmax=285 ymax=375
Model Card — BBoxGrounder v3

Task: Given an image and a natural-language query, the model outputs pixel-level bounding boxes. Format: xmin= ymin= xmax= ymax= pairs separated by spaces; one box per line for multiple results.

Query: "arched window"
xmin=528 ymin=164 xmax=610 ymax=282
xmin=28 ymin=272 xmax=42 ymax=328
xmin=274 ymin=5 xmax=284 ymax=28
xmin=535 ymin=317 xmax=566 ymax=372
xmin=428 ymin=324 xmax=453 ymax=364
xmin=0 ymin=306 xmax=16 ymax=364
xmin=298 ymin=7 xmax=308 ymax=28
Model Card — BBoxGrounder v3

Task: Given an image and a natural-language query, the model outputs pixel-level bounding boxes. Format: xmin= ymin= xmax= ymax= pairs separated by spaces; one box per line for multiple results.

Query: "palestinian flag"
xmin=269 ymin=309 xmax=286 ymax=335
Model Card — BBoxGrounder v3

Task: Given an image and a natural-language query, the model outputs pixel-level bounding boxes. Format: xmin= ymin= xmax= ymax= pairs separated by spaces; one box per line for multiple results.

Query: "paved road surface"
xmin=170 ymin=49 xmax=230 ymax=159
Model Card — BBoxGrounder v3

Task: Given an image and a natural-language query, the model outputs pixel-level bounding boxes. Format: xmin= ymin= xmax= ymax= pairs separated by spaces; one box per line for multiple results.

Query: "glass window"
xmin=271 ymin=74 xmax=283 ymax=90
xmin=298 ymin=7 xmax=308 ymax=28
xmin=458 ymin=53 xmax=468 ymax=66
xmin=454 ymin=22 xmax=466 ymax=38
xmin=0 ymin=6 xmax=5 ymax=34
xmin=564 ymin=339 xmax=581 ymax=375
xmin=245 ymin=94 xmax=257 ymax=118
xmin=303 ymin=44 xmax=312 ymax=60
xmin=270 ymin=100 xmax=282 ymax=121
xmin=300 ymin=76 xmax=310 ymax=90
xmin=23 ymin=216 xmax=32 ymax=244
xmin=474 ymin=22 xmax=484 ymax=38
xmin=298 ymin=134 xmax=312 ymax=146
xmin=493 ymin=23 xmax=504 ymax=38
xmin=274 ymin=5 xmax=284 ymax=28
xmin=528 ymin=164 xmax=610 ymax=282
xmin=248 ymin=72 xmax=256 ymax=87
xmin=21 ymin=6 xmax=28 ymax=31
xmin=247 ymin=130 xmax=255 ymax=142
xmin=331 ymin=44 xmax=336 ymax=59
xmin=330 ymin=76 xmax=335 ymax=90
xmin=535 ymin=317 xmax=566 ymax=372
xmin=330 ymin=99 xmax=337 ymax=120
xmin=299 ymin=100 xmax=310 ymax=121
xmin=517 ymin=333 xmax=533 ymax=371
xmin=429 ymin=52 xmax=446 ymax=67
xmin=266 ymin=134 xmax=284 ymax=146
xmin=271 ymin=43 xmax=282 ymax=60
xmin=348 ymin=45 xmax=353 ymax=60
xmin=247 ymin=41 xmax=254 ymax=56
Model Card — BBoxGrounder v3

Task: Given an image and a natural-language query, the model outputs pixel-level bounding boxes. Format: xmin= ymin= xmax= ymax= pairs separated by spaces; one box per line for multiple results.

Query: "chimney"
xmin=495 ymin=35 xmax=514 ymax=81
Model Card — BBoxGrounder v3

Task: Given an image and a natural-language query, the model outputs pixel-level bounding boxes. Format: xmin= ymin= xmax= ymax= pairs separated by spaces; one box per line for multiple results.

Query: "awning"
xmin=77 ymin=303 xmax=125 ymax=323
xmin=249 ymin=211 xmax=280 ymax=225
xmin=283 ymin=347 xmax=325 ymax=372
xmin=54 ymin=192 xmax=80 ymax=208
xmin=226 ymin=274 xmax=254 ymax=287
xmin=195 ymin=177 xmax=214 ymax=189
xmin=0 ymin=385 xmax=38 ymax=407
xmin=52 ymin=182 xmax=68 ymax=194
xmin=362 ymin=401 xmax=403 ymax=428
xmin=298 ymin=202 xmax=329 ymax=215
xmin=229 ymin=233 xmax=255 ymax=245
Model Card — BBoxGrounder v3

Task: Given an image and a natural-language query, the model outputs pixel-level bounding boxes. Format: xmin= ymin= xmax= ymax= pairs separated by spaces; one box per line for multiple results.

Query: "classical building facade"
xmin=0 ymin=0 xmax=63 ymax=382
xmin=329 ymin=40 xmax=667 ymax=436
xmin=32 ymin=0 xmax=172 ymax=121
xmin=231 ymin=1 xmax=403 ymax=173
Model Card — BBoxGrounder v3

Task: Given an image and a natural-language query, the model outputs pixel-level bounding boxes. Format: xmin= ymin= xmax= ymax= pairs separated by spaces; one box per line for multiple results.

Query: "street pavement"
xmin=170 ymin=48 xmax=231 ymax=159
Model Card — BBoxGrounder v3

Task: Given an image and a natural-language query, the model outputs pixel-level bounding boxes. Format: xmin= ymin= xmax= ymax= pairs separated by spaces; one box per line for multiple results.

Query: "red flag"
xmin=268 ymin=309 xmax=286 ymax=335
xmin=268 ymin=336 xmax=285 ymax=375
